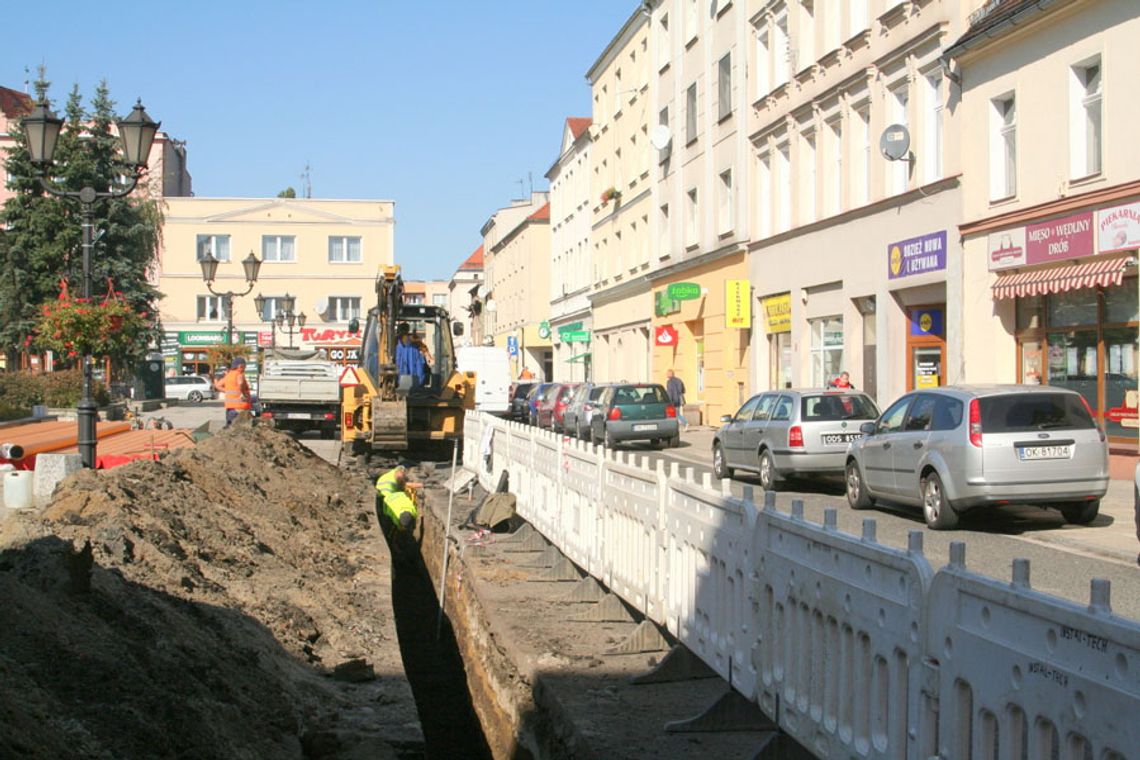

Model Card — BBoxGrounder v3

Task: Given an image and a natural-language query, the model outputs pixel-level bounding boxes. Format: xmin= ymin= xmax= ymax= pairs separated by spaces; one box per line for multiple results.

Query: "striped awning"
xmin=992 ymin=255 xmax=1136 ymax=300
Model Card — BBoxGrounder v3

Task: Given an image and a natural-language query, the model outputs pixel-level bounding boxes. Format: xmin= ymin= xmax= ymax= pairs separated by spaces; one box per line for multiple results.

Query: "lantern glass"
xmin=241 ymin=251 xmax=262 ymax=283
xmin=298 ymin=312 xmax=307 ymax=329
xmin=22 ymin=102 xmax=64 ymax=165
xmin=253 ymin=293 xmax=266 ymax=318
xmin=199 ymin=254 xmax=220 ymax=283
xmin=280 ymin=293 xmax=296 ymax=315
xmin=117 ymin=99 xmax=160 ymax=168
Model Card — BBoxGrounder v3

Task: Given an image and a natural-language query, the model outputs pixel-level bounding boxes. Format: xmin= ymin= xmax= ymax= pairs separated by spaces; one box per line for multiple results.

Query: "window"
xmin=658 ymin=107 xmax=671 ymax=163
xmin=990 ymin=93 xmax=1017 ymax=200
xmin=904 ymin=395 xmax=937 ymax=431
xmin=197 ymin=294 xmax=230 ymax=321
xmin=718 ymin=169 xmax=734 ymax=234
xmin=734 ymin=395 xmax=762 ymax=420
xmin=825 ymin=118 xmax=842 ymax=216
xmin=262 ymin=235 xmax=296 ymax=262
xmin=718 ymin=53 xmax=732 ymax=120
xmin=877 ymin=396 xmax=911 ymax=434
xmin=774 ymin=10 xmax=790 ymax=88
xmin=432 ymin=294 xmax=448 ymax=307
xmin=798 ymin=1 xmax=815 ymax=69
xmin=924 ymin=73 xmax=943 ymax=183
xmin=755 ymin=22 xmax=771 ymax=99
xmin=1070 ymin=58 xmax=1102 ymax=179
xmin=853 ymin=104 xmax=870 ymax=206
xmin=810 ymin=316 xmax=843 ymax=387
xmin=685 ymin=188 xmax=699 ymax=248
xmin=888 ymin=82 xmax=909 ymax=195
xmin=328 ymin=236 xmax=362 ymax=263
xmin=659 ymin=203 xmax=670 ymax=258
xmin=685 ymin=0 xmax=699 ymax=43
xmin=686 ymin=83 xmax=698 ymax=144
xmin=824 ymin=0 xmax=841 ymax=52
xmin=931 ymin=396 xmax=964 ymax=432
xmin=328 ymin=296 xmax=361 ymax=321
xmin=196 ymin=234 xmax=230 ymax=262
xmin=754 ymin=394 xmax=778 ymax=420
xmin=658 ymin=13 xmax=670 ymax=69
xmin=848 ymin=0 xmax=868 ymax=35
xmin=800 ymin=130 xmax=816 ymax=224
xmin=777 ymin=142 xmax=792 ymax=232
xmin=771 ymin=395 xmax=794 ymax=421
xmin=757 ymin=150 xmax=772 ymax=238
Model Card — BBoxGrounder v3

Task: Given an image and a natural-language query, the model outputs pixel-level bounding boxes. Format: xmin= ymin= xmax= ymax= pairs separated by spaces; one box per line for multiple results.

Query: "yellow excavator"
xmin=341 ymin=266 xmax=475 ymax=459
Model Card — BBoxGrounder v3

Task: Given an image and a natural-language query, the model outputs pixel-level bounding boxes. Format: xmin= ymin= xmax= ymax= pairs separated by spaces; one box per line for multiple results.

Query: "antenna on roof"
xmin=301 ymin=163 xmax=312 ymax=199
xmin=528 ymin=171 xmax=533 ymax=197
xmin=23 ymin=66 xmax=30 ymax=94
xmin=515 ymin=177 xmax=525 ymax=199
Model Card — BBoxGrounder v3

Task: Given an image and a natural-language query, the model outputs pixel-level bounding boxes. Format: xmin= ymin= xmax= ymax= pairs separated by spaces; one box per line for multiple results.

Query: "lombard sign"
xmin=888 ymin=231 xmax=947 ymax=279
xmin=1098 ymin=200 xmax=1140 ymax=255
xmin=988 ymin=227 xmax=1027 ymax=270
xmin=179 ymin=331 xmax=240 ymax=345
xmin=1025 ymin=211 xmax=1093 ymax=264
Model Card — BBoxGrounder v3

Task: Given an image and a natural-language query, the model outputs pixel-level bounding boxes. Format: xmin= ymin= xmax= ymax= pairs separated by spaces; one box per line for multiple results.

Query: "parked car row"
xmin=506 ymin=380 xmax=680 ymax=448
xmin=714 ymin=385 xmax=1110 ymax=531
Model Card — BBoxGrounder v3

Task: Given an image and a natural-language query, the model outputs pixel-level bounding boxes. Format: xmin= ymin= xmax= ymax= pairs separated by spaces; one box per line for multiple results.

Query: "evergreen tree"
xmin=0 ymin=74 xmax=163 ymax=373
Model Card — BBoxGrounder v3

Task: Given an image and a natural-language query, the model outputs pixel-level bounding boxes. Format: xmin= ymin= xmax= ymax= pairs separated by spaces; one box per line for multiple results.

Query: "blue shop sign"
xmin=888 ymin=230 xmax=947 ymax=280
xmin=910 ymin=308 xmax=944 ymax=337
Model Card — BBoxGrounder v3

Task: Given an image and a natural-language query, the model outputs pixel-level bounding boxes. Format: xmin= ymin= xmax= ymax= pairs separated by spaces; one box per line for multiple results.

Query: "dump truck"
xmin=258 ymin=347 xmax=341 ymax=438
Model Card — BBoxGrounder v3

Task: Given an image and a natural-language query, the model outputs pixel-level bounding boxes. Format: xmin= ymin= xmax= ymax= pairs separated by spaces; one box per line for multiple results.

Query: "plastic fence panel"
xmin=560 ymin=438 xmax=603 ymax=575
xmin=600 ymin=454 xmax=665 ymax=620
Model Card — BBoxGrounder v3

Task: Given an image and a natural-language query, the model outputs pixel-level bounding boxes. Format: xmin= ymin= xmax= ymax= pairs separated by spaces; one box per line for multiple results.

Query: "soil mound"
xmin=0 ymin=425 xmax=417 ymax=759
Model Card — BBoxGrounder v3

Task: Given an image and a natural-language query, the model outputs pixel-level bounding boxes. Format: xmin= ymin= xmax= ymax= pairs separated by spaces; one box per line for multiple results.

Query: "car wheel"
xmin=922 ymin=471 xmax=959 ymax=530
xmin=187 ymin=390 xmax=203 ymax=403
xmin=713 ymin=443 xmax=734 ymax=480
xmin=1060 ymin=500 xmax=1099 ymax=525
xmin=758 ymin=449 xmax=779 ymax=491
xmin=669 ymin=435 xmax=680 ymax=448
xmin=846 ymin=460 xmax=873 ymax=509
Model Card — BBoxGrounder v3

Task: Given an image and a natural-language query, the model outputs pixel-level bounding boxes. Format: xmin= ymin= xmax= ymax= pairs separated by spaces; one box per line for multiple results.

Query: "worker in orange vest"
xmin=214 ymin=357 xmax=252 ymax=427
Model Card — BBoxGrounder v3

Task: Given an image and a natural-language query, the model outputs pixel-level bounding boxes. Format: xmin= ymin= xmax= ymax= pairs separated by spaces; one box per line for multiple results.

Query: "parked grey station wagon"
xmin=713 ymin=389 xmax=880 ymax=489
xmin=844 ymin=385 xmax=1109 ymax=529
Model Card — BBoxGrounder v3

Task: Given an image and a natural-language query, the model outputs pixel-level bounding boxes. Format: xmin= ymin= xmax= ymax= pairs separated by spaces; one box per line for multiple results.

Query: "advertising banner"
xmin=667 ymin=282 xmax=702 ymax=301
xmin=1025 ymin=211 xmax=1093 ymax=265
xmin=888 ymin=230 xmax=947 ymax=279
xmin=909 ymin=307 xmax=944 ymax=337
xmin=762 ymin=293 xmax=791 ymax=333
xmin=1098 ymin=200 xmax=1140 ymax=255
xmin=654 ymin=324 xmax=678 ymax=346
xmin=988 ymin=227 xmax=1027 ymax=270
xmin=725 ymin=280 xmax=751 ymax=329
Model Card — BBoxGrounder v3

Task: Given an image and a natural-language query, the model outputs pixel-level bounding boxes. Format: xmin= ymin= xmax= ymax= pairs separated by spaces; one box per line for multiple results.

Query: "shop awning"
xmin=566 ymin=352 xmax=591 ymax=364
xmin=992 ymin=254 xmax=1136 ymax=300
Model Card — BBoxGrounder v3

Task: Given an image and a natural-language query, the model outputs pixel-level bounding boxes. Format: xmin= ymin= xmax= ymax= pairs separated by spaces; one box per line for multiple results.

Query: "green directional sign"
xmin=558 ymin=321 xmax=583 ymax=335
xmin=562 ymin=330 xmax=591 ymax=344
xmin=667 ymin=282 xmax=702 ymax=301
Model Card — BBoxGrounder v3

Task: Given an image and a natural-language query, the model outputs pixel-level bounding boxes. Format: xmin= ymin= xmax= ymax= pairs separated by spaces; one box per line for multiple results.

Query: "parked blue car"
xmin=525 ymin=383 xmax=556 ymax=426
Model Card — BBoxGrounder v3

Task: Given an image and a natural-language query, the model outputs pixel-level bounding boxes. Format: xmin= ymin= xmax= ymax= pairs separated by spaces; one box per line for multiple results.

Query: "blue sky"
xmin=5 ymin=1 xmax=638 ymax=280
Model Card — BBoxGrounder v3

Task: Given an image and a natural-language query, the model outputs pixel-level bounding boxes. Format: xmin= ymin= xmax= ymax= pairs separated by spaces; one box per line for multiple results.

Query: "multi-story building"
xmin=587 ymin=8 xmax=655 ymax=387
xmin=448 ymin=245 xmax=484 ymax=347
xmin=547 ymin=116 xmax=594 ymax=381
xmin=948 ymin=0 xmax=1139 ymax=460
xmin=745 ymin=0 xmax=966 ymax=406
xmin=156 ymin=197 xmax=394 ymax=375
xmin=482 ymin=192 xmax=552 ymax=380
xmin=648 ymin=0 xmax=754 ymax=421
xmin=404 ymin=280 xmax=449 ymax=308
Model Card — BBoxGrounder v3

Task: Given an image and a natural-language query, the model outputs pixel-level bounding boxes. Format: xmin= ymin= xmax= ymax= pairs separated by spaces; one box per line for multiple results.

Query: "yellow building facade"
xmin=157 ymin=197 xmax=394 ymax=375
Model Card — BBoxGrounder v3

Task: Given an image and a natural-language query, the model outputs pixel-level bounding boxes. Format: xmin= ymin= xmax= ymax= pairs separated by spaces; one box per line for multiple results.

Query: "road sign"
xmin=666 ymin=282 xmax=702 ymax=301
xmin=506 ymin=336 xmax=519 ymax=356
xmin=339 ymin=366 xmax=360 ymax=387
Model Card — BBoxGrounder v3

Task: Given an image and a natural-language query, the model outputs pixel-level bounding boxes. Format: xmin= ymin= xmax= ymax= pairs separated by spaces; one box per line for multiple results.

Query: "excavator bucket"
xmin=371 ymin=398 xmax=409 ymax=450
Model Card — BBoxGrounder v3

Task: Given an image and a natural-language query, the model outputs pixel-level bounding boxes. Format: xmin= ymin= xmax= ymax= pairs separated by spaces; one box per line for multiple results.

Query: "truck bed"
xmin=259 ymin=361 xmax=340 ymax=403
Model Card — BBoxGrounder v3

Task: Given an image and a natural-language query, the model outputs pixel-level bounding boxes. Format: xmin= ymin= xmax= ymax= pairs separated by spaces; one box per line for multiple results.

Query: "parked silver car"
xmin=845 ymin=385 xmax=1108 ymax=529
xmin=562 ymin=382 xmax=608 ymax=439
xmin=712 ymin=389 xmax=880 ymax=489
xmin=164 ymin=374 xmax=216 ymax=403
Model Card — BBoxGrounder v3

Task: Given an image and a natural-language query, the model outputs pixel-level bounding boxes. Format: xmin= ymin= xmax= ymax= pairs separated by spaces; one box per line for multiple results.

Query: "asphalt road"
xmin=140 ymin=402 xmax=1140 ymax=621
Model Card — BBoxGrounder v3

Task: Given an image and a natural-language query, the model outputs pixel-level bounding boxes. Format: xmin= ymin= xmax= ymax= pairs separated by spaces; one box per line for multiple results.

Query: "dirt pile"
xmin=0 ymin=425 xmax=420 ymax=759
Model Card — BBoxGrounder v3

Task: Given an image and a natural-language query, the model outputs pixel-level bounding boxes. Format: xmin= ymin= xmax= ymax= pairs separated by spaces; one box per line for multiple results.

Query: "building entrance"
xmin=906 ymin=305 xmax=946 ymax=391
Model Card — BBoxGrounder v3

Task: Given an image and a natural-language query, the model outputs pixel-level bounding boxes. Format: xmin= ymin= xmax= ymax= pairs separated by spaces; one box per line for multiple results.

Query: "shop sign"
xmin=1098 ymin=200 xmax=1140 ymax=255
xmin=655 ymin=290 xmax=680 ymax=317
xmin=562 ymin=330 xmax=591 ymax=344
xmin=654 ymin=324 xmax=678 ymax=346
xmin=725 ymin=280 xmax=751 ymax=329
xmin=558 ymin=321 xmax=583 ymax=335
xmin=178 ymin=330 xmax=254 ymax=345
xmin=667 ymin=282 xmax=702 ymax=301
xmin=909 ymin=308 xmax=944 ymax=337
xmin=762 ymin=293 xmax=792 ymax=334
xmin=538 ymin=321 xmax=551 ymax=339
xmin=1025 ymin=211 xmax=1093 ymax=265
xmin=888 ymin=230 xmax=947 ymax=279
xmin=258 ymin=331 xmax=274 ymax=348
xmin=327 ymin=347 xmax=360 ymax=362
xmin=988 ymin=227 xmax=1027 ymax=270
xmin=300 ymin=327 xmax=359 ymax=343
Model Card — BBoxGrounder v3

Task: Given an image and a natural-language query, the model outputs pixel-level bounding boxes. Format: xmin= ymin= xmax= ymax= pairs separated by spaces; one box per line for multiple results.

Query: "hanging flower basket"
xmin=34 ymin=279 xmax=151 ymax=359
xmin=600 ymin=187 xmax=622 ymax=205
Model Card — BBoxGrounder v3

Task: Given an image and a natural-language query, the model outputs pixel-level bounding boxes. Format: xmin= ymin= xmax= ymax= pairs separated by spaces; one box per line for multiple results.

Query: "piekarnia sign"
xmin=888 ymin=230 xmax=947 ymax=279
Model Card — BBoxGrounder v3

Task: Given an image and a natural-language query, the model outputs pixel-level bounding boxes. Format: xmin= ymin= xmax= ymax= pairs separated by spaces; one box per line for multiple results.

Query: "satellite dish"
xmin=880 ymin=124 xmax=911 ymax=161
xmin=314 ymin=298 xmax=329 ymax=316
xmin=650 ymin=125 xmax=672 ymax=151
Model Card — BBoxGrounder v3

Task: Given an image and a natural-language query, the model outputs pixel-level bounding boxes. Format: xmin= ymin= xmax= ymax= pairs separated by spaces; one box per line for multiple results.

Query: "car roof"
xmin=906 ymin=384 xmax=1082 ymax=399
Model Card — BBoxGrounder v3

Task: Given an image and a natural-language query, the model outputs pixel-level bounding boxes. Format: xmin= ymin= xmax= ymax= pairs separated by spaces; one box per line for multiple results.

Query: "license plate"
xmin=633 ymin=424 xmax=656 ymax=432
xmin=1018 ymin=445 xmax=1071 ymax=460
xmin=284 ymin=412 xmax=314 ymax=420
xmin=822 ymin=433 xmax=863 ymax=445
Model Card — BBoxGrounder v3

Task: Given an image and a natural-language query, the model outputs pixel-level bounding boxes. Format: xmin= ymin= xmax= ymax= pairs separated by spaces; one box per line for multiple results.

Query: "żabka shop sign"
xmin=1025 ymin=211 xmax=1093 ymax=265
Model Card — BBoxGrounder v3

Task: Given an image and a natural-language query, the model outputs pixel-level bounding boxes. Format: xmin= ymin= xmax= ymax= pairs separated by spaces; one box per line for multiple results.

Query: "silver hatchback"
xmin=713 ymin=389 xmax=880 ymax=489
xmin=844 ymin=385 xmax=1109 ymax=529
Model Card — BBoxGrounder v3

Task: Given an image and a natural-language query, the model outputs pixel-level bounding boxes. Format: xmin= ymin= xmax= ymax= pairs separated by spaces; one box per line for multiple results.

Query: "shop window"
xmin=770 ymin=332 xmax=792 ymax=389
xmin=1016 ymin=295 xmax=1043 ymax=330
xmin=810 ymin=316 xmax=844 ymax=387
xmin=1105 ymin=278 xmax=1139 ymax=324
xmin=1047 ymin=288 xmax=1097 ymax=327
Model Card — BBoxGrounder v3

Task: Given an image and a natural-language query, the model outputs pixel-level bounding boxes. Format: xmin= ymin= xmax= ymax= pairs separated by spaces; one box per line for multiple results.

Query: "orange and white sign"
xmin=339 ymin=366 xmax=360 ymax=387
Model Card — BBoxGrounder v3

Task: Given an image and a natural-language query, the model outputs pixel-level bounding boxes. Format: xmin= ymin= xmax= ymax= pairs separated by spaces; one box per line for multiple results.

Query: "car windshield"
xmin=613 ymin=385 xmax=668 ymax=405
xmin=802 ymin=393 xmax=878 ymax=421
xmin=980 ymin=393 xmax=1096 ymax=432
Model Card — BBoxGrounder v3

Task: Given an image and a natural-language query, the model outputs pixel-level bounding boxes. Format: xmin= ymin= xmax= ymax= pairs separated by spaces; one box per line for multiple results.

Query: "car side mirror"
xmin=452 ymin=321 xmax=464 ymax=336
xmin=859 ymin=421 xmax=876 ymax=435
xmin=720 ymin=414 xmax=733 ymax=424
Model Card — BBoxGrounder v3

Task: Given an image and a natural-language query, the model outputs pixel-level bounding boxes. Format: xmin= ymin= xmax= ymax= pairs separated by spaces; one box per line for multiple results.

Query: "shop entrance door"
xmin=906 ymin=305 xmax=946 ymax=392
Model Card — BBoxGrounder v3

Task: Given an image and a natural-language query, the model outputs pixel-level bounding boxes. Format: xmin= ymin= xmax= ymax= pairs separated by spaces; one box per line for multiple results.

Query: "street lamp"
xmin=23 ymin=98 xmax=159 ymax=470
xmin=273 ymin=292 xmax=306 ymax=349
xmin=199 ymin=249 xmax=261 ymax=345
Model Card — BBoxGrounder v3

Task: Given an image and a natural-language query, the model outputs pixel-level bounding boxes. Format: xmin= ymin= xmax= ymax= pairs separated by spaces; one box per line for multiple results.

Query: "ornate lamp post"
xmin=199 ymin=249 xmax=261 ymax=345
xmin=273 ymin=292 xmax=305 ymax=349
xmin=23 ymin=99 xmax=160 ymax=469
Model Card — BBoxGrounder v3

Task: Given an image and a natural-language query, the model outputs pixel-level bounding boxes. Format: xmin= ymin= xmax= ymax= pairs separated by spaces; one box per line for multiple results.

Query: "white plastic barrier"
xmin=662 ymin=467 xmax=757 ymax=699
xmin=600 ymin=452 xmax=666 ymax=621
xmin=924 ymin=544 xmax=1139 ymax=760
xmin=527 ymin=430 xmax=561 ymax=542
xmin=559 ymin=438 xmax=604 ymax=576
xmin=505 ymin=422 xmax=535 ymax=527
xmin=753 ymin=493 xmax=933 ymax=760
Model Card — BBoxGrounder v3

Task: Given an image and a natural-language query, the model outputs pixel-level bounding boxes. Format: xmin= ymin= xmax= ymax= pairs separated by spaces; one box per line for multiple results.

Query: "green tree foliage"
xmin=277 ymin=186 xmax=297 ymax=199
xmin=0 ymin=74 xmax=164 ymax=372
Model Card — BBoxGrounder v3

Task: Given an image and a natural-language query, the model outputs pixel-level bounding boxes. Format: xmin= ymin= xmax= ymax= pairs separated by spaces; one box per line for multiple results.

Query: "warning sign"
xmin=339 ymin=366 xmax=360 ymax=387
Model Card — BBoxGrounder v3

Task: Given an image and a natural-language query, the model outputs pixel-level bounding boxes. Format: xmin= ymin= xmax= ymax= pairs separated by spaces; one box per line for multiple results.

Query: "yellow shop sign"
xmin=762 ymin=293 xmax=791 ymax=333
xmin=726 ymin=280 xmax=751 ymax=329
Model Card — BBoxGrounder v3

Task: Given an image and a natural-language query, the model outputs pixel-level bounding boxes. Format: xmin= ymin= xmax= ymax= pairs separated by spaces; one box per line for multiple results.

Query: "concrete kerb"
xmin=33 ymin=453 xmax=83 ymax=507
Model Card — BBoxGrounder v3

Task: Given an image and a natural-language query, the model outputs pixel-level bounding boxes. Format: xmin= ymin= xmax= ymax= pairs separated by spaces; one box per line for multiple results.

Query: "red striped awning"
xmin=992 ymin=255 xmax=1136 ymax=300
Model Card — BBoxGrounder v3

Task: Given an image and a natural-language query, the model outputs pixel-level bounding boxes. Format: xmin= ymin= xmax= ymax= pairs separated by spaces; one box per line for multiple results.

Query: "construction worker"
xmin=214 ymin=357 xmax=251 ymax=427
xmin=375 ymin=465 xmax=420 ymax=558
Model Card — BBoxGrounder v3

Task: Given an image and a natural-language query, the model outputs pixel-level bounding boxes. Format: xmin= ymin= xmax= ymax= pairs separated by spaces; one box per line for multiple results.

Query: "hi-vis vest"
xmin=376 ymin=468 xmax=418 ymax=528
xmin=219 ymin=370 xmax=251 ymax=410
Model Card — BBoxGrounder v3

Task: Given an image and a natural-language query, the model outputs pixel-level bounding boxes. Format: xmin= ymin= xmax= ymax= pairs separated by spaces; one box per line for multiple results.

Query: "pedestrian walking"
xmin=214 ymin=357 xmax=251 ymax=427
xmin=828 ymin=371 xmax=854 ymax=389
xmin=665 ymin=369 xmax=688 ymax=430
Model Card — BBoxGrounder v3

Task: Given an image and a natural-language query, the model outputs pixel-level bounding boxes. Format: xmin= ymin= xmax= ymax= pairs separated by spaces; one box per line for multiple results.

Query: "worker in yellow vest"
xmin=375 ymin=465 xmax=420 ymax=558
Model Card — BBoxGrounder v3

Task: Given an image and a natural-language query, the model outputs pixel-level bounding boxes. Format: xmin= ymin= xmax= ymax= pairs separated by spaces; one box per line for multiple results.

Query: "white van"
xmin=457 ymin=346 xmax=511 ymax=415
